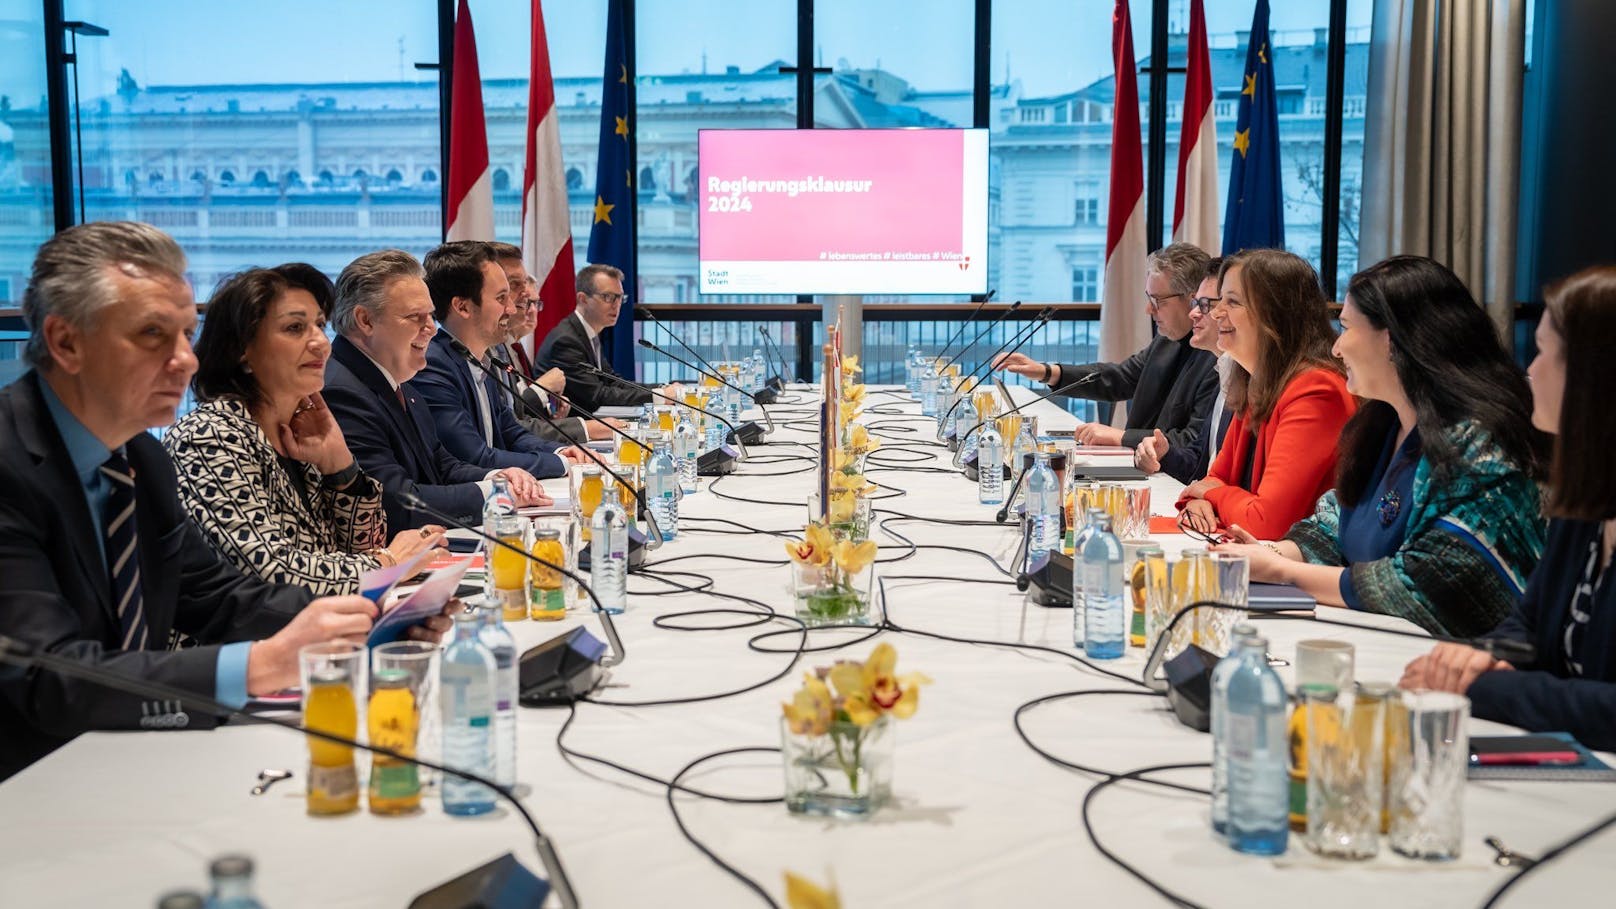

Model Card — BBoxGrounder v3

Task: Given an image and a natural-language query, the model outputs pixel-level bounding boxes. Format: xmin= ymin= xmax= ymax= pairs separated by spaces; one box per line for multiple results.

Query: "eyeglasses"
xmin=1176 ymin=509 xmax=1228 ymax=545
xmin=1144 ymin=291 xmax=1186 ymax=309
xmin=588 ymin=291 xmax=625 ymax=305
xmin=1192 ymin=295 xmax=1221 ymax=315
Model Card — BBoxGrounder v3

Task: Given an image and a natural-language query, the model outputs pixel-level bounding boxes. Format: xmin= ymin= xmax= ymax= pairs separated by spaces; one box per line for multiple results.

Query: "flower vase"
xmin=791 ymin=560 xmax=875 ymax=627
xmin=781 ymin=715 xmax=893 ymax=817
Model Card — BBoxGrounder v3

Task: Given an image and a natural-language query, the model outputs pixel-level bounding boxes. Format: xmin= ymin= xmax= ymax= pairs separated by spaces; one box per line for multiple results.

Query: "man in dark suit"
xmin=1136 ymin=258 xmax=1235 ymax=484
xmin=321 ymin=249 xmax=551 ymax=532
xmin=411 ymin=241 xmax=586 ymax=478
xmin=995 ymin=242 xmax=1219 ymax=451
xmin=0 ymin=222 xmax=447 ymax=781
xmin=535 ymin=263 xmax=680 ymax=413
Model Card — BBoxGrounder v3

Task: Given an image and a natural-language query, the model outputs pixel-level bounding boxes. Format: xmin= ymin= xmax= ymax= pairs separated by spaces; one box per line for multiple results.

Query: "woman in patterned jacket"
xmin=1217 ymin=256 xmax=1547 ymax=637
xmin=165 ymin=264 xmax=444 ymax=596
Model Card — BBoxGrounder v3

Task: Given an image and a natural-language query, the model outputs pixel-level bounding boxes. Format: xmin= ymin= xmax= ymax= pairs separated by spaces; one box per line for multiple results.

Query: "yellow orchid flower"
xmin=840 ymin=383 xmax=866 ymax=407
xmin=828 ymin=642 xmax=930 ymax=727
xmin=784 ymin=872 xmax=842 ymax=909
xmin=840 ymin=354 xmax=861 ymax=375
xmin=781 ymin=673 xmax=834 ymax=737
xmin=826 ymin=490 xmax=857 ymax=524
xmin=785 ymin=522 xmax=835 ymax=566
xmin=831 ymin=539 xmax=878 ymax=576
xmin=830 ymin=469 xmax=866 ymax=491
xmin=847 ymin=423 xmax=882 ymax=453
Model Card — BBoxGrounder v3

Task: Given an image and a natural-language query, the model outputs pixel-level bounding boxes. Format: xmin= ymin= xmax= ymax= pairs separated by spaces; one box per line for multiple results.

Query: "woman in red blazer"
xmin=1177 ymin=249 xmax=1356 ymax=539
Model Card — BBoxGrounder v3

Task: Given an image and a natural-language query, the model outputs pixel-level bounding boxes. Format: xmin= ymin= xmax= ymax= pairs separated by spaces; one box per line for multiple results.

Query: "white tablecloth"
xmin=3 ymin=386 xmax=1613 ymax=907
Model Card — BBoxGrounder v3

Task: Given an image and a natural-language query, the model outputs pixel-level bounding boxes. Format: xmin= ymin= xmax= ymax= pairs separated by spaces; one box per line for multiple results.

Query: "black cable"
xmin=1012 ymin=690 xmax=1208 ymax=796
xmin=552 ymin=702 xmax=781 ymax=803
xmin=665 ymin=746 xmax=786 ymax=909
xmin=1081 ymin=762 xmax=1214 ymax=909
xmin=1479 ymin=809 xmax=1616 ymax=909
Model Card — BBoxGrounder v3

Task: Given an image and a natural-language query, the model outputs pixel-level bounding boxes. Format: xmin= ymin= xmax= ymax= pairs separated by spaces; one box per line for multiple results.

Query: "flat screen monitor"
xmin=697 ymin=128 xmax=989 ymax=295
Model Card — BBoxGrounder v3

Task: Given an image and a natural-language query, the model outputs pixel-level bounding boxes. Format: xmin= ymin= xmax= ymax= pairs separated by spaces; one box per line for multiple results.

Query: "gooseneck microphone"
xmin=757 ymin=325 xmax=795 ymax=385
xmin=584 ymin=366 xmax=752 ymax=461
xmin=936 ymin=306 xmax=1051 ymax=437
xmin=398 ymin=491 xmax=626 ymax=670
xmin=636 ymin=338 xmax=778 ymax=437
xmin=446 ymin=336 xmax=665 ymax=548
xmin=937 ymin=298 xmax=1020 ymax=374
xmin=0 ymin=633 xmax=581 ymax=909
xmin=635 ymin=305 xmax=733 ymax=389
xmin=951 ymin=372 xmax=1102 ymax=469
xmin=931 ymin=288 xmax=997 ymax=365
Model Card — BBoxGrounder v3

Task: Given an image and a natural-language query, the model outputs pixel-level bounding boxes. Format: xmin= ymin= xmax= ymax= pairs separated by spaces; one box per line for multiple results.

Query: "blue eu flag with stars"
xmin=588 ymin=0 xmax=638 ymax=378
xmin=1221 ymin=0 xmax=1285 ymax=254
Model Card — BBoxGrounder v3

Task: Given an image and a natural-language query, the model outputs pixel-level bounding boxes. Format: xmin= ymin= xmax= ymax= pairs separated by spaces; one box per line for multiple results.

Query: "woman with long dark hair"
xmin=1175 ymin=249 xmax=1356 ymax=538
xmin=1401 ymin=265 xmax=1616 ymax=750
xmin=1220 ymin=256 xmax=1546 ymax=637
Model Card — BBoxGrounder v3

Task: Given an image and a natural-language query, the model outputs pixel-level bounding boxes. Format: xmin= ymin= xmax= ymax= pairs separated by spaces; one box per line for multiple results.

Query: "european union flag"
xmin=1221 ymin=0 xmax=1285 ymax=253
xmin=588 ymin=0 xmax=638 ymax=378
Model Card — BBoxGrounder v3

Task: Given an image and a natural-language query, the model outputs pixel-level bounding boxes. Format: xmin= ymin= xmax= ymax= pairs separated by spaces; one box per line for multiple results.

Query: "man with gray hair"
xmin=0 ymin=221 xmax=449 ymax=781
xmin=995 ymin=241 xmax=1220 ymax=450
xmin=322 ymin=248 xmax=550 ymax=532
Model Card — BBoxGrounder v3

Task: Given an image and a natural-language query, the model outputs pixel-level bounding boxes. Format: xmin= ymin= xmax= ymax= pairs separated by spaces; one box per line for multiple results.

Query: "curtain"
xmin=1359 ymin=0 xmax=1526 ymax=334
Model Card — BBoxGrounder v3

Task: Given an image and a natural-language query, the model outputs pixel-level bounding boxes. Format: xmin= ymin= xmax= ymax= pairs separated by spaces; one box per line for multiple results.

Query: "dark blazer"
xmin=0 ymin=372 xmax=312 ymax=780
xmin=1052 ymin=334 xmax=1219 ymax=449
xmin=1158 ymin=393 xmax=1233 ymax=485
xmin=1471 ymin=519 xmax=1616 ymax=751
xmin=535 ymin=313 xmax=652 ymax=412
xmin=408 ymin=333 xmax=565 ymax=479
xmin=322 ymin=335 xmax=489 ymax=531
xmin=493 ymin=342 xmax=590 ymax=445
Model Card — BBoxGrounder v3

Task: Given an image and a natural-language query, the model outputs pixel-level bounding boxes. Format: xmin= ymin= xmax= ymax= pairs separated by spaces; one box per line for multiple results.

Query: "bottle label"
xmin=309 ymin=762 xmax=359 ymax=801
xmin=371 ymin=761 xmax=421 ymax=799
xmin=1226 ymin=714 xmax=1257 ymax=761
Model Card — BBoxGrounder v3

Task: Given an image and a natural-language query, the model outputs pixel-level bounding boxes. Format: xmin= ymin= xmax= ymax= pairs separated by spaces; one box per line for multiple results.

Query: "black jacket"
xmin=1471 ymin=519 xmax=1616 ymax=751
xmin=535 ymin=313 xmax=652 ymax=413
xmin=0 ymin=372 xmax=312 ymax=780
xmin=323 ymin=336 xmax=489 ymax=531
xmin=1052 ymin=334 xmax=1219 ymax=449
xmin=1158 ymin=394 xmax=1233 ymax=485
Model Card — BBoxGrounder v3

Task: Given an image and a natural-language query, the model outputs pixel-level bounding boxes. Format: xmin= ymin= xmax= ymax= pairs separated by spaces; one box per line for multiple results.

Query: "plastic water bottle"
xmin=646 ymin=433 xmax=679 ymax=540
xmin=920 ymin=361 xmax=939 ymax=416
xmin=204 ymin=855 xmax=264 ymax=909
xmin=726 ymin=381 xmax=743 ymax=426
xmin=1081 ymin=513 xmax=1125 ymax=659
xmin=477 ymin=607 xmax=518 ymax=789
xmin=673 ymin=412 xmax=699 ymax=492
xmin=590 ymin=495 xmax=628 ymax=613
xmin=440 ymin=612 xmax=496 ymax=815
xmin=1211 ymin=623 xmax=1259 ymax=836
xmin=482 ymin=476 xmax=516 ymax=602
xmin=1070 ymin=507 xmax=1105 ymax=646
xmin=976 ymin=423 xmax=1004 ymax=504
xmin=751 ymin=349 xmax=768 ymax=388
xmin=1224 ymin=633 xmax=1290 ymax=855
xmin=1025 ymin=451 xmax=1061 ymax=557
xmin=905 ymin=346 xmax=921 ymax=394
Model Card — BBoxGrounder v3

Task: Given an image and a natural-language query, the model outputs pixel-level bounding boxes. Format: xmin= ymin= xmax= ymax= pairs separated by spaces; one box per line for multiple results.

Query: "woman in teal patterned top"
xmin=1217 ymin=256 xmax=1547 ymax=637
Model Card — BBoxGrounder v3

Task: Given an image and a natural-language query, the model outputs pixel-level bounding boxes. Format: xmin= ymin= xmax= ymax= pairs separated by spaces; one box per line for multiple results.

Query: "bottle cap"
xmin=372 ymin=668 xmax=412 ymax=690
xmin=308 ymin=666 xmax=348 ymax=686
xmin=209 ymin=854 xmax=254 ymax=879
xmin=156 ymin=892 xmax=206 ymax=909
xmin=533 ymin=527 xmax=561 ymax=541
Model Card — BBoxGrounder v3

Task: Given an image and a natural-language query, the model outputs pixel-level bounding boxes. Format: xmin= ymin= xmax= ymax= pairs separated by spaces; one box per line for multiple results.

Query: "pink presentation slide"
xmin=698 ymin=129 xmax=988 ymax=295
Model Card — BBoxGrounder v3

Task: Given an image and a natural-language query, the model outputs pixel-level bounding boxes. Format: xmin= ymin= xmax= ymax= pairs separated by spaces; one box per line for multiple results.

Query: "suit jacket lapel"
xmin=332 ymin=337 xmax=437 ymax=478
xmin=16 ymin=374 xmax=115 ymax=622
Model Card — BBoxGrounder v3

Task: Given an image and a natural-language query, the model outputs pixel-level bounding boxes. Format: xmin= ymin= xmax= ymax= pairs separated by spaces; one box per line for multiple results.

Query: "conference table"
xmin=3 ymin=385 xmax=1613 ymax=908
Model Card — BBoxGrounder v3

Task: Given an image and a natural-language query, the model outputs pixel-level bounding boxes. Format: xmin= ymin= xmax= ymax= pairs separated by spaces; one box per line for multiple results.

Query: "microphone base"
xmin=408 ymin=852 xmax=550 ymax=908
xmin=753 ymin=387 xmax=779 ymax=405
xmin=764 ymin=376 xmax=785 ymax=392
xmin=519 ymin=627 xmax=608 ymax=707
xmin=576 ymin=528 xmax=650 ymax=572
xmin=729 ymin=422 xmax=766 ymax=446
xmin=1024 ymin=550 xmax=1073 ymax=608
xmin=1163 ymin=644 xmax=1221 ymax=732
xmin=698 ymin=444 xmax=741 ymax=476
xmin=946 ymin=433 xmax=960 ymax=453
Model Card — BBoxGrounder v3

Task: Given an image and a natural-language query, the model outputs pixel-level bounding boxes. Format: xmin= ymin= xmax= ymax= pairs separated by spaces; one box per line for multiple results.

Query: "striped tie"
xmin=100 ymin=452 xmax=148 ymax=651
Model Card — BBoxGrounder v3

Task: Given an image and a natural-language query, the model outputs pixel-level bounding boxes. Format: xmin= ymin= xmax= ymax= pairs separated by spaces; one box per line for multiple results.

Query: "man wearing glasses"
xmin=1136 ymin=256 xmax=1235 ymax=484
xmin=488 ymin=242 xmax=598 ymax=445
xmin=535 ymin=263 xmax=679 ymax=413
xmin=995 ymin=242 xmax=1219 ymax=454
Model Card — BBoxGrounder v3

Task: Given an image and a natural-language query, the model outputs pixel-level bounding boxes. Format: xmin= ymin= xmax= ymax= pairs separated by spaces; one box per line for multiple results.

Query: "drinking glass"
xmin=1304 ymin=683 xmax=1387 ymax=859
xmin=1295 ymin=640 xmax=1355 ymax=691
xmin=1387 ymin=690 xmax=1469 ymax=860
xmin=1204 ymin=551 xmax=1249 ymax=657
xmin=372 ymin=641 xmax=441 ymax=787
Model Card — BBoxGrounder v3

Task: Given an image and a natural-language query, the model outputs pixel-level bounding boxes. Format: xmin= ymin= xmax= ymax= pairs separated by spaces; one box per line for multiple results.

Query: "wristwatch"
xmin=321 ymin=461 xmax=362 ymax=490
xmin=1040 ymin=363 xmax=1053 ymax=384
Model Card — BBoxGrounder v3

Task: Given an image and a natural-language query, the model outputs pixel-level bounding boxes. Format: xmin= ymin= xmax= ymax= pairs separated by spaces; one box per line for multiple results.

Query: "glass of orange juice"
xmin=488 ymin=514 xmax=529 ymax=622
xmin=574 ymin=465 xmax=603 ymax=541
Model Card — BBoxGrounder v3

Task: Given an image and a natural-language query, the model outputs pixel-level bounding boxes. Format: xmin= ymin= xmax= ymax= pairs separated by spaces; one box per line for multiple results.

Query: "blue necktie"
xmin=100 ymin=452 xmax=148 ymax=651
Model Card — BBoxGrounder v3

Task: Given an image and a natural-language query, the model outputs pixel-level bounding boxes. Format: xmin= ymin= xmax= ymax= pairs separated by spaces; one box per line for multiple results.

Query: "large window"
xmin=0 ymin=0 xmax=52 ymax=308
xmin=635 ymin=0 xmax=795 ymax=305
xmin=990 ymin=0 xmax=1150 ymax=304
xmin=59 ymin=0 xmax=440 ymax=296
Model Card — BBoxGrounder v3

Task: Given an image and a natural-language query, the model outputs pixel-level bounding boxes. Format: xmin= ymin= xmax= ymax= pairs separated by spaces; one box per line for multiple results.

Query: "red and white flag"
xmin=521 ymin=0 xmax=577 ymax=347
xmin=1100 ymin=1 xmax=1148 ymax=371
xmin=444 ymin=0 xmax=493 ymax=242
xmin=1172 ymin=0 xmax=1220 ymax=253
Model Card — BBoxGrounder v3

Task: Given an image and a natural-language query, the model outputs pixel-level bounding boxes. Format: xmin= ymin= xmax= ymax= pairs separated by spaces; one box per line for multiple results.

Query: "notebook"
xmin=1467 ymin=732 xmax=1616 ymax=782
